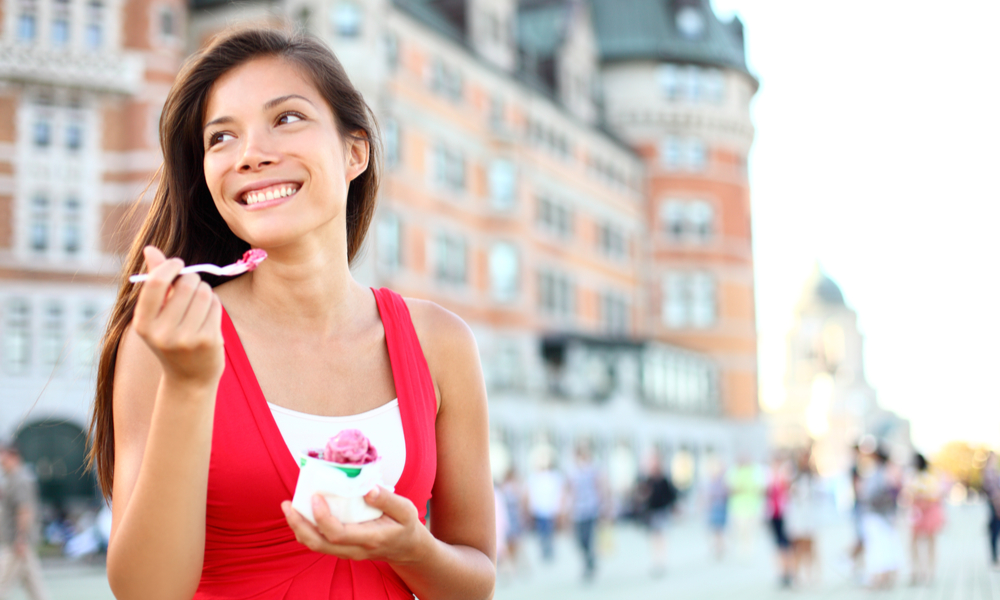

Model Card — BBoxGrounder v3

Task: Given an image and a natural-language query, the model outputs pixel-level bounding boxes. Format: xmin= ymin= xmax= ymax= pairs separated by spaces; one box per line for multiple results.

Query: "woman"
xmin=87 ymin=26 xmax=496 ymax=600
xmin=906 ymin=453 xmax=945 ymax=585
xmin=860 ymin=447 xmax=903 ymax=590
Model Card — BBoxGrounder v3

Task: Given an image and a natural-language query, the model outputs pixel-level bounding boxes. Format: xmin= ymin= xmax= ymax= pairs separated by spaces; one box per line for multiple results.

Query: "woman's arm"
xmin=106 ymin=247 xmax=225 ymax=600
xmin=282 ymin=300 xmax=496 ymax=600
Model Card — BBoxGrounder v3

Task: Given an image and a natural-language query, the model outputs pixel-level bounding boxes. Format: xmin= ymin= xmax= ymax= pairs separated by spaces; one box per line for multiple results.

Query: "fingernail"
xmin=281 ymin=502 xmax=289 ymax=516
xmin=368 ymin=486 xmax=380 ymax=499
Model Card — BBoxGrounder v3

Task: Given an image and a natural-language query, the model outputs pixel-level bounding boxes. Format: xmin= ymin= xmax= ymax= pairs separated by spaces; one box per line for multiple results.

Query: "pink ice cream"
xmin=322 ymin=429 xmax=378 ymax=465
xmin=237 ymin=248 xmax=267 ymax=272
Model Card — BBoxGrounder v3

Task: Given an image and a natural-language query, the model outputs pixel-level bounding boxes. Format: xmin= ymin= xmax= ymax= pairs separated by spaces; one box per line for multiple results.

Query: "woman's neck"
xmin=221 ymin=241 xmax=371 ymax=339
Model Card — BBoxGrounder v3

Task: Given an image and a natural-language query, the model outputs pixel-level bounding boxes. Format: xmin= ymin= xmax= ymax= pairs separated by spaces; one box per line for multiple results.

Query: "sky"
xmin=710 ymin=0 xmax=1000 ymax=453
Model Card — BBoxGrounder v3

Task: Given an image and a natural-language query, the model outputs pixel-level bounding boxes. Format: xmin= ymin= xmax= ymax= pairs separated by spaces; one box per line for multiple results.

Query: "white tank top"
xmin=267 ymin=399 xmax=406 ymax=489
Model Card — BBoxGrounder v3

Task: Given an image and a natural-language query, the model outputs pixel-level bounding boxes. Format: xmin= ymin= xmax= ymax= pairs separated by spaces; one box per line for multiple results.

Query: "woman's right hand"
xmin=132 ymin=246 xmax=224 ymax=389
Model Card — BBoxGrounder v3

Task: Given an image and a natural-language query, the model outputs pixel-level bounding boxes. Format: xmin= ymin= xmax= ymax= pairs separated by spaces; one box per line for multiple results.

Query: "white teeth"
xmin=243 ymin=185 xmax=298 ymax=205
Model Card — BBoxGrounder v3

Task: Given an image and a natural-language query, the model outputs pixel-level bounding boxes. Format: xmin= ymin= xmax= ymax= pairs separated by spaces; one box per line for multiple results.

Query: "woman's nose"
xmin=238 ymin=129 xmax=279 ymax=171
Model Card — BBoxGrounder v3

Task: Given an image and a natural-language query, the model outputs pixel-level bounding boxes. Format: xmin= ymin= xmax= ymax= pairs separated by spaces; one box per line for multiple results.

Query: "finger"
xmin=363 ymin=486 xmax=414 ymax=525
xmin=156 ymin=273 xmax=202 ymax=330
xmin=133 ymin=257 xmax=184 ymax=327
xmin=143 ymin=246 xmax=167 ymax=271
xmin=283 ymin=501 xmax=365 ymax=559
xmin=312 ymin=494 xmax=350 ymax=542
xmin=201 ymin=292 xmax=223 ymax=335
xmin=180 ymin=281 xmax=214 ymax=332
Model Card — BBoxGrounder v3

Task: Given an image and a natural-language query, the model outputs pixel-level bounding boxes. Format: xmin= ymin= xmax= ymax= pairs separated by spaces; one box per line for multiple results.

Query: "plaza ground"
xmin=6 ymin=502 xmax=994 ymax=599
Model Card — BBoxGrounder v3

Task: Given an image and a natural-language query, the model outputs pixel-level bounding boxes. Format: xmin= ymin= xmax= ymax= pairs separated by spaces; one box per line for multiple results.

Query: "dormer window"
xmin=18 ymin=0 xmax=37 ymax=43
xmin=676 ymin=6 xmax=705 ymax=39
xmin=85 ymin=1 xmax=104 ymax=50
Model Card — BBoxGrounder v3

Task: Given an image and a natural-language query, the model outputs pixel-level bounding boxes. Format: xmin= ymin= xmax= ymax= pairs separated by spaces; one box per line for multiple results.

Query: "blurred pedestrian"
xmin=786 ymin=448 xmax=820 ymax=587
xmin=982 ymin=452 xmax=1000 ymax=570
xmin=848 ymin=444 xmax=865 ymax=579
xmin=527 ymin=452 xmax=564 ymax=563
xmin=905 ymin=453 xmax=945 ymax=585
xmin=727 ymin=456 xmax=764 ymax=561
xmin=860 ymin=446 xmax=903 ymax=590
xmin=705 ymin=463 xmax=729 ymax=561
xmin=636 ymin=453 xmax=679 ymax=577
xmin=566 ymin=444 xmax=606 ymax=582
xmin=0 ymin=443 xmax=49 ymax=600
xmin=765 ymin=455 xmax=794 ymax=588
xmin=498 ymin=467 xmax=526 ymax=576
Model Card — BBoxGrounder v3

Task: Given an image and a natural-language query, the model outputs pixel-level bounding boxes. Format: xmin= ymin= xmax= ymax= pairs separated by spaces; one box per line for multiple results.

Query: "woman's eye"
xmin=277 ymin=112 xmax=304 ymax=125
xmin=207 ymin=131 xmax=234 ymax=147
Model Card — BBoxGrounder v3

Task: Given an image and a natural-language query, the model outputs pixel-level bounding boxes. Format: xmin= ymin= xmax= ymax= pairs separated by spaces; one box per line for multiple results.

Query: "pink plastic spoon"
xmin=129 ymin=249 xmax=267 ymax=283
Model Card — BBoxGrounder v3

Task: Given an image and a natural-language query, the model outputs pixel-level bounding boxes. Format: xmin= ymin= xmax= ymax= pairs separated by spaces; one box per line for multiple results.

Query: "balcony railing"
xmin=0 ymin=44 xmax=143 ymax=95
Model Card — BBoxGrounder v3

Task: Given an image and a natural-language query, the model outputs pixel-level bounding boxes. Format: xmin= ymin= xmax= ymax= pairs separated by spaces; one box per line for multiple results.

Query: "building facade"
xmin=0 ymin=0 xmax=763 ymax=507
xmin=0 ymin=0 xmax=188 ymax=504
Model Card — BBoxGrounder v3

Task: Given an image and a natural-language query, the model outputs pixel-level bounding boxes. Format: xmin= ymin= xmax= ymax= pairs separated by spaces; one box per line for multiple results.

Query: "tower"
xmin=591 ymin=0 xmax=760 ymax=421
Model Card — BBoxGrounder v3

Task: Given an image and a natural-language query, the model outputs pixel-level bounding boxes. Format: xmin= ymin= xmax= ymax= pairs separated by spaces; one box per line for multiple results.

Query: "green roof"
xmin=589 ymin=0 xmax=753 ymax=78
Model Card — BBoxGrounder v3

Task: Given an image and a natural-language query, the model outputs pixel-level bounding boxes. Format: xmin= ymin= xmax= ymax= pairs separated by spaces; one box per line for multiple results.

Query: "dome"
xmin=801 ymin=264 xmax=846 ymax=307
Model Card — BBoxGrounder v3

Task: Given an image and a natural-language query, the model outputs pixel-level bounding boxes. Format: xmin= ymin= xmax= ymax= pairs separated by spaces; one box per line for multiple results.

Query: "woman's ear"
xmin=345 ymin=133 xmax=370 ymax=182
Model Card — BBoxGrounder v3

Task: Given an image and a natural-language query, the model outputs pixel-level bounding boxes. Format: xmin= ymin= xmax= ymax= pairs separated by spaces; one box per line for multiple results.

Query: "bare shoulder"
xmin=402 ymin=297 xmax=478 ymax=357
xmin=401 ymin=298 xmax=484 ymax=412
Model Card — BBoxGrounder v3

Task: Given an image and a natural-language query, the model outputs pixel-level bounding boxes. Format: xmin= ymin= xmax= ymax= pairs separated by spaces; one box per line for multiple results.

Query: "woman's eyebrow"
xmin=203 ymin=95 xmax=316 ymax=132
xmin=264 ymin=94 xmax=315 ymax=110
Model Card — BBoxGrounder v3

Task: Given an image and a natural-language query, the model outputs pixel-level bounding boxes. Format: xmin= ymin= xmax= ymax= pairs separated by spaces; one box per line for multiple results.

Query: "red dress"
xmin=194 ymin=288 xmax=437 ymax=599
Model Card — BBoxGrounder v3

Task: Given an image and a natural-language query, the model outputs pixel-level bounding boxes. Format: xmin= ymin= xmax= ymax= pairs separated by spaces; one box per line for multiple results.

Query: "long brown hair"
xmin=88 ymin=26 xmax=382 ymax=499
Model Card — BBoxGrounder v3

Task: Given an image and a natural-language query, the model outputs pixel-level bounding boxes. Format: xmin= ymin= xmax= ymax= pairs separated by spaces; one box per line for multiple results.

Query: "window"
xmin=662 ymin=272 xmax=716 ymax=328
xmin=688 ymin=201 xmax=713 ymax=240
xmin=642 ymin=347 xmax=718 ymax=412
xmin=686 ymin=138 xmax=706 ymax=170
xmin=160 ymin=7 xmax=176 ymax=38
xmin=659 ymin=137 xmax=707 ymax=171
xmin=52 ymin=0 xmax=70 ymax=46
xmin=432 ymin=143 xmax=465 ymax=191
xmin=41 ymin=302 xmax=64 ymax=370
xmin=331 ymin=2 xmax=362 ymax=37
xmin=384 ymin=32 xmax=398 ymax=71
xmin=489 ymin=242 xmax=518 ymax=302
xmin=600 ymin=292 xmax=629 ymax=335
xmin=492 ymin=343 xmax=520 ymax=391
xmin=703 ymin=69 xmax=725 ymax=103
xmin=383 ymin=119 xmax=399 ymax=168
xmin=3 ymin=300 xmax=31 ymax=375
xmin=690 ymin=273 xmax=716 ymax=328
xmin=33 ymin=121 xmax=51 ymax=147
xmin=434 ymin=233 xmax=466 ymax=284
xmin=681 ymin=65 xmax=700 ymax=102
xmin=598 ymin=223 xmax=627 ymax=260
xmin=658 ymin=136 xmax=681 ymax=169
xmin=66 ymin=123 xmax=82 ymax=150
xmin=660 ymin=200 xmax=714 ymax=242
xmin=430 ymin=59 xmax=463 ymax=101
xmin=489 ymin=160 xmax=516 ymax=210
xmin=77 ymin=305 xmax=100 ymax=373
xmin=538 ymin=270 xmax=574 ymax=318
xmin=376 ymin=213 xmax=400 ymax=272
xmin=536 ymin=197 xmax=573 ymax=238
xmin=86 ymin=1 xmax=104 ymax=49
xmin=18 ymin=0 xmax=37 ymax=42
xmin=30 ymin=196 xmax=50 ymax=252
xmin=489 ymin=95 xmax=505 ymax=130
xmin=63 ymin=198 xmax=81 ymax=254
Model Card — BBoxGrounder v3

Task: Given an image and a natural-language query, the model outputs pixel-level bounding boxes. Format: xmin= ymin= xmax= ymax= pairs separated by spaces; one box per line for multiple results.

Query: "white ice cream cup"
xmin=291 ymin=454 xmax=391 ymax=525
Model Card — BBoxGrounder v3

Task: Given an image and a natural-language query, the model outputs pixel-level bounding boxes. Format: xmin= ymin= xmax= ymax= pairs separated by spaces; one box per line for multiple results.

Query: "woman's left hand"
xmin=281 ymin=487 xmax=427 ymax=563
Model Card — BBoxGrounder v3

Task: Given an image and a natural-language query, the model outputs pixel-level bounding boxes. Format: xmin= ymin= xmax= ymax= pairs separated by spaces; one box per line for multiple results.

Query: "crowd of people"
xmin=491 ymin=440 xmax=1000 ymax=592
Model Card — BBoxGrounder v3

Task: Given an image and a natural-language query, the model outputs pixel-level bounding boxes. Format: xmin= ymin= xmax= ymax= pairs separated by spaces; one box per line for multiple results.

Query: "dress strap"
xmin=370 ymin=288 xmax=438 ymax=522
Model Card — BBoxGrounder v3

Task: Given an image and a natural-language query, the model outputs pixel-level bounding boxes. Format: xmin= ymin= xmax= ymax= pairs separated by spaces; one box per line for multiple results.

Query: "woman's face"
xmin=202 ymin=56 xmax=368 ymax=252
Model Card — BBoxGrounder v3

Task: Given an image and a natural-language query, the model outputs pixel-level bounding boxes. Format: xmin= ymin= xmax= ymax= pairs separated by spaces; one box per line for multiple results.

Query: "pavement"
xmin=4 ymin=502 xmax=994 ymax=599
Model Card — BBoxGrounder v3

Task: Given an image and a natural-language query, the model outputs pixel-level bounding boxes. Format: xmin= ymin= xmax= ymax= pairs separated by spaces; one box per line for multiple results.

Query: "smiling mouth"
xmin=240 ymin=184 xmax=300 ymax=205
